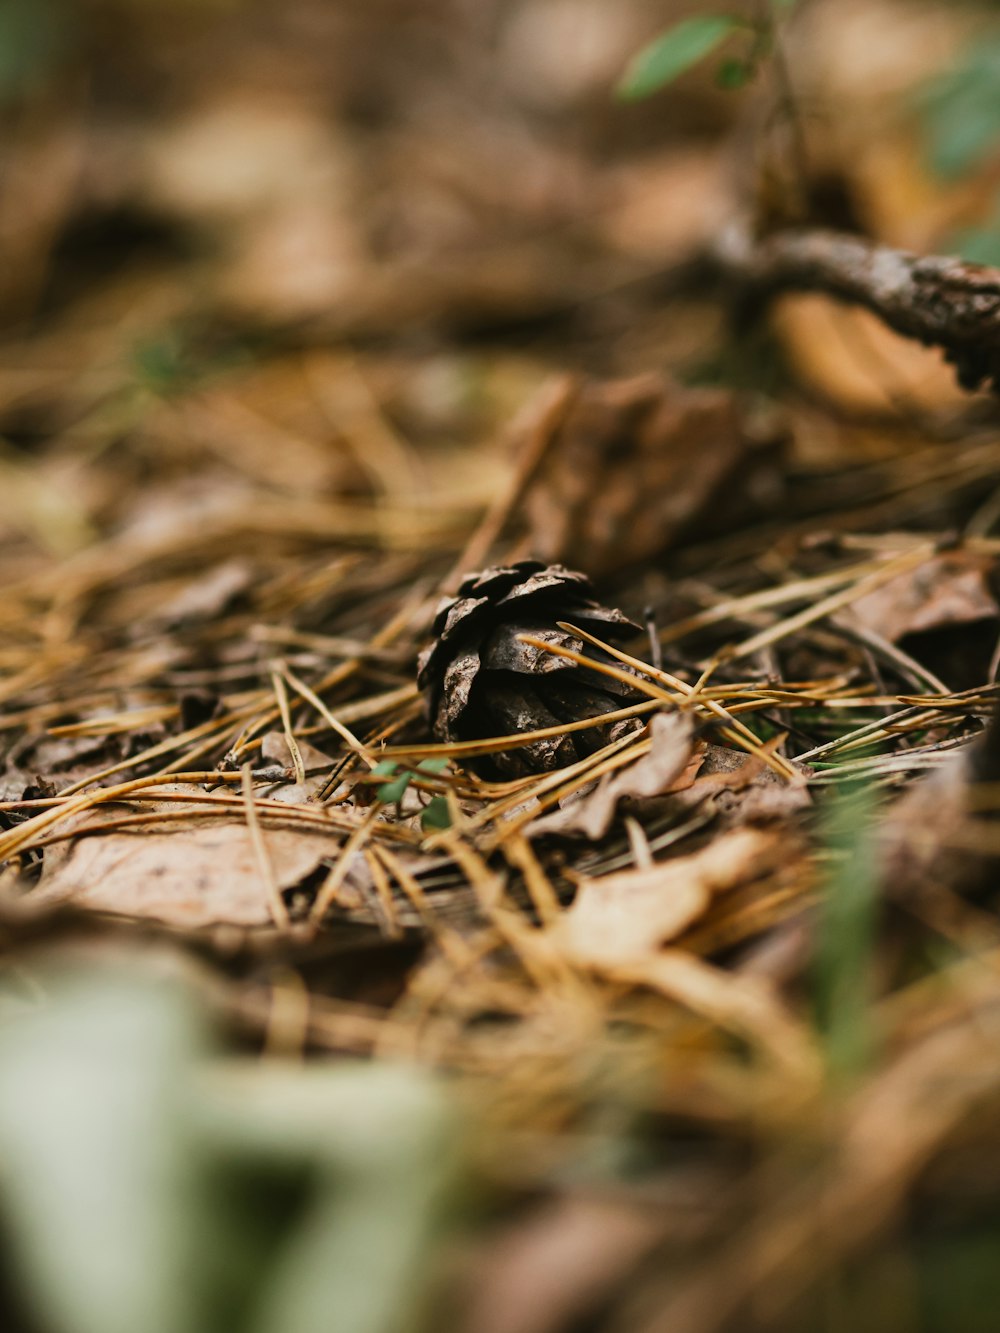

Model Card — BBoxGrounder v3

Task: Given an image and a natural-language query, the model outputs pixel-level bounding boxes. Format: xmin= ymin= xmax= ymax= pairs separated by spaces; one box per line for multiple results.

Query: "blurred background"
xmin=5 ymin=2 xmax=1000 ymax=1332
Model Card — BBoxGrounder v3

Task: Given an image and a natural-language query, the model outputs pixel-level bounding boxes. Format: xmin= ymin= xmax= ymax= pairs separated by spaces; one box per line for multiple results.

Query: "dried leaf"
xmin=675 ymin=744 xmax=812 ymax=824
xmin=773 ymin=296 xmax=970 ymax=415
xmin=527 ymin=712 xmax=699 ymax=840
xmin=553 ymin=827 xmax=779 ymax=967
xmin=152 ymin=559 xmax=254 ymax=628
xmin=844 ymin=550 xmax=999 ymax=642
xmin=520 ymin=374 xmax=781 ymax=576
xmin=32 ymin=820 xmax=340 ymax=929
xmin=459 ymin=1196 xmax=663 ymax=1333
xmin=877 ymin=712 xmax=1000 ymax=902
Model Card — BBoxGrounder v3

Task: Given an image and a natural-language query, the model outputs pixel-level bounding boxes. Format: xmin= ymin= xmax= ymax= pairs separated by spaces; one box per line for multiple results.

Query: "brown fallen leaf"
xmin=843 ymin=550 xmax=999 ymax=643
xmin=527 ymin=712 xmax=700 ymax=840
xmin=773 ymin=295 xmax=971 ymax=416
xmin=878 ymin=710 xmax=1000 ymax=905
xmin=31 ymin=819 xmax=342 ymax=929
xmin=458 ymin=1195 xmax=665 ymax=1333
xmin=674 ymin=744 xmax=812 ymax=825
xmin=150 ymin=558 xmax=255 ymax=628
xmin=259 ymin=732 xmax=341 ymax=802
xmin=520 ymin=373 xmax=781 ymax=577
xmin=553 ymin=827 xmax=780 ymax=968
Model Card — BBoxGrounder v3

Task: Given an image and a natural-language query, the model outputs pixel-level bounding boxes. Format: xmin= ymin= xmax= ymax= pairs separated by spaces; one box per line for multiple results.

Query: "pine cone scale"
xmin=418 ymin=562 xmax=645 ymax=778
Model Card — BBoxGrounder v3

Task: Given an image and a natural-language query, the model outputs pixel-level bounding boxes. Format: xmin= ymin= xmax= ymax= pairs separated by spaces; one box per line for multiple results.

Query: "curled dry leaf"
xmin=527 ymin=711 xmax=700 ymax=840
xmin=672 ymin=743 xmax=812 ymax=825
xmin=553 ymin=827 xmax=781 ymax=968
xmin=520 ymin=373 xmax=781 ymax=577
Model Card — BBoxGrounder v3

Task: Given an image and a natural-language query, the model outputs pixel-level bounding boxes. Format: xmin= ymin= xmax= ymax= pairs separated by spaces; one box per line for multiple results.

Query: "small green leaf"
xmin=371 ymin=760 xmax=411 ymax=804
xmin=378 ymin=776 xmax=413 ymax=804
xmin=419 ymin=797 xmax=452 ymax=832
xmin=617 ymin=15 xmax=742 ymax=101
xmin=416 ymin=758 xmax=450 ymax=775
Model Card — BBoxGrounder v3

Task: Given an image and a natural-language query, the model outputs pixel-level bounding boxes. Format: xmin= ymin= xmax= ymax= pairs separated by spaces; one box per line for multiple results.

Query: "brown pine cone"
xmin=417 ymin=561 xmax=645 ymax=778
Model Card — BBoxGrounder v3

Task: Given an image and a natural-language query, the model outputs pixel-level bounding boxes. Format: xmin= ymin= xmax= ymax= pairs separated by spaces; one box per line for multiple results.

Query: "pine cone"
xmin=417 ymin=561 xmax=644 ymax=778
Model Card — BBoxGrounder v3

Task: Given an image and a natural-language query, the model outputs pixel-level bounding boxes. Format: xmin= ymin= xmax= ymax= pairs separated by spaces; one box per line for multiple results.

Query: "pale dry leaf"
xmin=259 ymin=732 xmax=340 ymax=802
xmin=527 ymin=712 xmax=699 ymax=840
xmin=877 ymin=711 xmax=1000 ymax=903
xmin=553 ymin=827 xmax=778 ymax=968
xmin=32 ymin=820 xmax=340 ymax=929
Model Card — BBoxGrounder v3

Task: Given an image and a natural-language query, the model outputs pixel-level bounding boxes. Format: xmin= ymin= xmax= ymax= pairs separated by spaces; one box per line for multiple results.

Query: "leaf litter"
xmin=3 ymin=3 xmax=1000 ymax=1332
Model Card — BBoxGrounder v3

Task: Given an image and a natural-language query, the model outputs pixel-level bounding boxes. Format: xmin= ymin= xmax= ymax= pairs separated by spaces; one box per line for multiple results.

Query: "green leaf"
xmin=715 ymin=56 xmax=753 ymax=89
xmin=0 ymin=968 xmax=209 ymax=1333
xmin=377 ymin=775 xmax=413 ymax=804
xmin=617 ymin=15 xmax=742 ymax=101
xmin=419 ymin=796 xmax=452 ymax=832
xmin=416 ymin=757 xmax=450 ymax=775
xmin=371 ymin=760 xmax=410 ymax=803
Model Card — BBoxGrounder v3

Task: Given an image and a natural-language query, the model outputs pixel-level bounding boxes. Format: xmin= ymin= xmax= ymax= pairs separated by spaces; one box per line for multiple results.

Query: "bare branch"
xmin=715 ymin=221 xmax=1000 ymax=393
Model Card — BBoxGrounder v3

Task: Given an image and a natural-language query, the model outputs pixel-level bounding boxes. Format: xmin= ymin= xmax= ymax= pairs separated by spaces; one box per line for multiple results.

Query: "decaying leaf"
xmin=843 ymin=549 xmax=999 ymax=642
xmin=31 ymin=820 xmax=340 ymax=929
xmin=527 ymin=711 xmax=700 ymax=840
xmin=674 ymin=744 xmax=812 ymax=824
xmin=553 ymin=827 xmax=780 ymax=967
xmin=520 ymin=373 xmax=781 ymax=576
xmin=878 ymin=710 xmax=1000 ymax=902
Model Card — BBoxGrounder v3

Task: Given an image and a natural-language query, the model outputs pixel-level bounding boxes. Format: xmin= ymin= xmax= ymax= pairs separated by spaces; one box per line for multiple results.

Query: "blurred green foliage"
xmin=813 ymin=784 xmax=879 ymax=1081
xmin=0 ymin=0 xmax=66 ymax=98
xmin=0 ymin=966 xmax=460 ymax=1333
xmin=920 ymin=33 xmax=1000 ymax=180
xmin=919 ymin=26 xmax=1000 ymax=263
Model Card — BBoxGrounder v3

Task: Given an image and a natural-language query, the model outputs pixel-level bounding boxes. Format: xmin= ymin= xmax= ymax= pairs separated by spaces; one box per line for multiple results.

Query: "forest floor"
xmin=3 ymin=3 xmax=1000 ymax=1332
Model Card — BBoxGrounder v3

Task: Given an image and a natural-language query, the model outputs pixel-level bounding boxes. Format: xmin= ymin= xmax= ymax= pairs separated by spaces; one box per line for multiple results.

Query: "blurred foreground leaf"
xmin=0 ymin=965 xmax=459 ymax=1333
xmin=814 ymin=785 xmax=880 ymax=1081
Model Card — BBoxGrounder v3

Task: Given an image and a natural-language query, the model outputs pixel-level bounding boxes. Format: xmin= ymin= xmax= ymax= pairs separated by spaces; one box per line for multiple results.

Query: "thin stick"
xmin=241 ymin=763 xmax=290 ymax=929
xmin=270 ymin=664 xmax=306 ymax=785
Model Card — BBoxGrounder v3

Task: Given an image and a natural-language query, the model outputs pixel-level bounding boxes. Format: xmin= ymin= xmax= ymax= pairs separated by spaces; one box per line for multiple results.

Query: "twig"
xmin=714 ymin=219 xmax=1000 ymax=392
